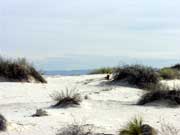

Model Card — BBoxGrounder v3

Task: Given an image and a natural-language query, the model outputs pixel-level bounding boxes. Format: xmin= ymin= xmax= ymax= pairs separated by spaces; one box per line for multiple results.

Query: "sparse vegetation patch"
xmin=159 ymin=68 xmax=180 ymax=80
xmin=137 ymin=86 xmax=180 ymax=106
xmin=159 ymin=121 xmax=180 ymax=135
xmin=50 ymin=88 xmax=82 ymax=108
xmin=0 ymin=57 xmax=46 ymax=83
xmin=56 ymin=124 xmax=94 ymax=135
xmin=112 ymin=65 xmax=160 ymax=90
xmin=119 ymin=117 xmax=156 ymax=135
xmin=89 ymin=67 xmax=116 ymax=74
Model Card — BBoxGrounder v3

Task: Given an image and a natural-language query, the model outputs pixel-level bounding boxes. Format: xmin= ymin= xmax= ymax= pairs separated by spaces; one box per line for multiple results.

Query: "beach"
xmin=0 ymin=75 xmax=180 ymax=135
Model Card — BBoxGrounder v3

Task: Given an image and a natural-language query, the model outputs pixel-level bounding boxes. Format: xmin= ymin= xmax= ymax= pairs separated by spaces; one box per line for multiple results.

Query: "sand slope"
xmin=0 ymin=75 xmax=180 ymax=135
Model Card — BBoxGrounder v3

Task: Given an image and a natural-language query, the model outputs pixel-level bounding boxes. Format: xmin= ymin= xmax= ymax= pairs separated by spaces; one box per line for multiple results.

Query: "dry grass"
xmin=112 ymin=65 xmax=160 ymax=90
xmin=56 ymin=123 xmax=94 ymax=135
xmin=50 ymin=87 xmax=82 ymax=108
xmin=159 ymin=121 xmax=180 ymax=135
xmin=137 ymin=85 xmax=180 ymax=106
xmin=119 ymin=117 xmax=143 ymax=135
xmin=119 ymin=117 xmax=156 ymax=135
xmin=0 ymin=57 xmax=46 ymax=83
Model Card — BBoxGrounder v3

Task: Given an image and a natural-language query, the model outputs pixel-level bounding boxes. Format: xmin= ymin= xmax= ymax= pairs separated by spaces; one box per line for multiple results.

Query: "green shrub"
xmin=50 ymin=88 xmax=82 ymax=108
xmin=159 ymin=68 xmax=180 ymax=80
xmin=113 ymin=65 xmax=160 ymax=90
xmin=119 ymin=117 xmax=156 ymax=135
xmin=120 ymin=117 xmax=143 ymax=135
xmin=89 ymin=67 xmax=115 ymax=74
xmin=0 ymin=57 xmax=46 ymax=83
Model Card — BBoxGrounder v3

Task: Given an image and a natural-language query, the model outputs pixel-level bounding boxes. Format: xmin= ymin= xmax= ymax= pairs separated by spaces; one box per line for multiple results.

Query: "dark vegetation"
xmin=50 ymin=88 xmax=82 ymax=108
xmin=91 ymin=64 xmax=180 ymax=85
xmin=171 ymin=64 xmax=180 ymax=70
xmin=119 ymin=117 xmax=156 ymax=135
xmin=137 ymin=86 xmax=180 ymax=106
xmin=89 ymin=67 xmax=116 ymax=74
xmin=158 ymin=63 xmax=180 ymax=80
xmin=0 ymin=114 xmax=7 ymax=132
xmin=159 ymin=68 xmax=180 ymax=80
xmin=56 ymin=124 xmax=94 ymax=135
xmin=112 ymin=65 xmax=160 ymax=90
xmin=89 ymin=64 xmax=180 ymax=90
xmin=0 ymin=57 xmax=46 ymax=83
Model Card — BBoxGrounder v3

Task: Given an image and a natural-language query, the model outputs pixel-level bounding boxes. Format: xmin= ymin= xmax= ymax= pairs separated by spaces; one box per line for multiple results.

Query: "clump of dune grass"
xmin=0 ymin=114 xmax=7 ymax=132
xmin=119 ymin=117 xmax=156 ymax=135
xmin=137 ymin=85 xmax=180 ymax=106
xmin=56 ymin=123 xmax=94 ymax=135
xmin=50 ymin=88 xmax=82 ymax=108
xmin=113 ymin=65 xmax=160 ymax=90
xmin=89 ymin=67 xmax=116 ymax=74
xmin=0 ymin=57 xmax=46 ymax=83
xmin=119 ymin=117 xmax=143 ymax=135
xmin=159 ymin=68 xmax=180 ymax=80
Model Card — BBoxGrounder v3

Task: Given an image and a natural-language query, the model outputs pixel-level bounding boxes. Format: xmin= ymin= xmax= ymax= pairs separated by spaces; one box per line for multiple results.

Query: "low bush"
xmin=0 ymin=114 xmax=7 ymax=131
xmin=89 ymin=67 xmax=116 ymax=74
xmin=119 ymin=117 xmax=156 ymax=135
xmin=171 ymin=64 xmax=180 ymax=70
xmin=0 ymin=57 xmax=46 ymax=83
xmin=159 ymin=68 xmax=180 ymax=80
xmin=50 ymin=88 xmax=82 ymax=108
xmin=137 ymin=86 xmax=180 ymax=105
xmin=56 ymin=124 xmax=94 ymax=135
xmin=113 ymin=65 xmax=160 ymax=89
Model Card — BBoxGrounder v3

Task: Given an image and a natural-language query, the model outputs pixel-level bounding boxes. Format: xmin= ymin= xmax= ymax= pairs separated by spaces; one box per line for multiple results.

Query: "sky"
xmin=0 ymin=0 xmax=180 ymax=70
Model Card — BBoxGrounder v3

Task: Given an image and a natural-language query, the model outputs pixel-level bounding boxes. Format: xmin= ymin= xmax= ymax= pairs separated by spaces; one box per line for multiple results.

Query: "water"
xmin=44 ymin=70 xmax=91 ymax=76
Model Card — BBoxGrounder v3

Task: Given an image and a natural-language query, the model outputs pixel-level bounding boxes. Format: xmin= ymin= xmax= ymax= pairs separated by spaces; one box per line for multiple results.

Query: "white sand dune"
xmin=0 ymin=75 xmax=180 ymax=135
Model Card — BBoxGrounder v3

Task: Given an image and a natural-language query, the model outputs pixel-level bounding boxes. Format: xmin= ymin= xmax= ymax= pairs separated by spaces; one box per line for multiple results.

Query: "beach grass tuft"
xmin=50 ymin=87 xmax=82 ymax=108
xmin=119 ymin=117 xmax=156 ymax=135
xmin=0 ymin=56 xmax=46 ymax=83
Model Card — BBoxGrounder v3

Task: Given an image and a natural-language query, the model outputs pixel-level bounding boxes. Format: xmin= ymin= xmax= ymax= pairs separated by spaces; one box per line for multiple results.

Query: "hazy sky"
xmin=0 ymin=0 xmax=180 ymax=70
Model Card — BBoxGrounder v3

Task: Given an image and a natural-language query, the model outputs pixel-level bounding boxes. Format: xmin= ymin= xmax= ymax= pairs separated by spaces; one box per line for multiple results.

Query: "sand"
xmin=0 ymin=75 xmax=180 ymax=135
